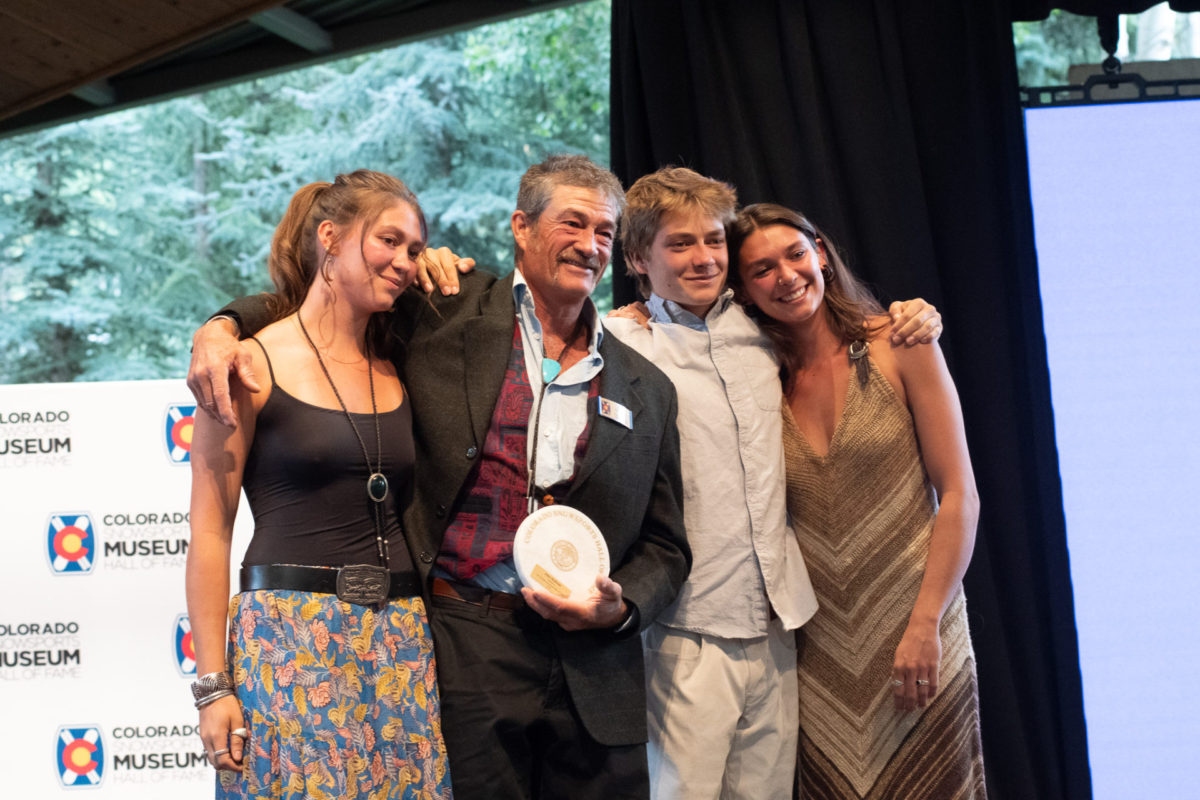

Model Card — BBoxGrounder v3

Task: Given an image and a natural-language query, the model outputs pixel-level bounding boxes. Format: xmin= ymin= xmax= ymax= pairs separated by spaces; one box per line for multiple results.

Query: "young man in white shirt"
xmin=605 ymin=167 xmax=938 ymax=799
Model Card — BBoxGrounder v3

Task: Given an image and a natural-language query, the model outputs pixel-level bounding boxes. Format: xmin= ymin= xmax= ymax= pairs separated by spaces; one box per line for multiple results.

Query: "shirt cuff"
xmin=207 ymin=313 xmax=241 ymax=339
xmin=611 ymin=601 xmax=640 ymax=638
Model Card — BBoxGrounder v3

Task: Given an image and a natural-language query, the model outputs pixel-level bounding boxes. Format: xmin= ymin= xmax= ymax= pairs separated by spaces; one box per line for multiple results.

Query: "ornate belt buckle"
xmin=336 ymin=564 xmax=390 ymax=606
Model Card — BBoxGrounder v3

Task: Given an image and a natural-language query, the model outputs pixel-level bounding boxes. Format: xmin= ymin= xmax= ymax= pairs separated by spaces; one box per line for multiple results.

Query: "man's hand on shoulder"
xmin=417 ymin=246 xmax=476 ymax=296
xmin=187 ymin=318 xmax=261 ymax=427
xmin=521 ymin=575 xmax=629 ymax=632
xmin=886 ymin=298 xmax=943 ymax=346
xmin=606 ymin=302 xmax=651 ymax=329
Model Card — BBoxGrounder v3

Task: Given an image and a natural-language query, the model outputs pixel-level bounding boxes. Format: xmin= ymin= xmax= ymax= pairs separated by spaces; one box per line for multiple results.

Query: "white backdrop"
xmin=1025 ymin=98 xmax=1200 ymax=798
xmin=0 ymin=379 xmax=253 ymax=796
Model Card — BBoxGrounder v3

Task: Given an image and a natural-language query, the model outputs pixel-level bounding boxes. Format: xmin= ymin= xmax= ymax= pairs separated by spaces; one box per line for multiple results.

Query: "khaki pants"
xmin=644 ymin=619 xmax=798 ymax=800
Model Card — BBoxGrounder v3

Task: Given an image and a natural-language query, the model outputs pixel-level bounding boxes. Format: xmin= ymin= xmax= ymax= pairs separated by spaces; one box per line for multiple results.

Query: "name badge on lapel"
xmin=598 ymin=396 xmax=633 ymax=429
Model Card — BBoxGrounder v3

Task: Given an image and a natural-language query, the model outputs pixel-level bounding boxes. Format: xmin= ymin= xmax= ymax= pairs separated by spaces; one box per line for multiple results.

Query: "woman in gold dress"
xmin=728 ymin=203 xmax=986 ymax=799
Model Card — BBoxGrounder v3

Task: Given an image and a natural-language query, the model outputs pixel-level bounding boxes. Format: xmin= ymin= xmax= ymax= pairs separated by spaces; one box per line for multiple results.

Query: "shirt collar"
xmin=646 ymin=288 xmax=735 ymax=329
xmin=511 ymin=267 xmax=605 ymax=357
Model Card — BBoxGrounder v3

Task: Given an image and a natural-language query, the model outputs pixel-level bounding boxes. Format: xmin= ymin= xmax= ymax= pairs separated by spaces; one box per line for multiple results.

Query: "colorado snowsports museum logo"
xmin=174 ymin=615 xmax=195 ymax=676
xmin=46 ymin=513 xmax=96 ymax=575
xmin=55 ymin=726 xmax=105 ymax=788
xmin=164 ymin=404 xmax=196 ymax=464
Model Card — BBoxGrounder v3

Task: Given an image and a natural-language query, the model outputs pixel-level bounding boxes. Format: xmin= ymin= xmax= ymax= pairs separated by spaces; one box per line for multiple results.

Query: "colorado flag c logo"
xmin=174 ymin=614 xmax=196 ymax=676
xmin=165 ymin=403 xmax=197 ymax=463
xmin=56 ymin=726 xmax=104 ymax=788
xmin=47 ymin=513 xmax=95 ymax=575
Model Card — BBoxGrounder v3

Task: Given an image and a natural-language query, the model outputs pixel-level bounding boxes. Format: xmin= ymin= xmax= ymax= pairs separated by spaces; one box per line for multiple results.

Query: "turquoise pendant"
xmin=541 ymin=358 xmax=561 ymax=383
xmin=367 ymin=472 xmax=389 ymax=502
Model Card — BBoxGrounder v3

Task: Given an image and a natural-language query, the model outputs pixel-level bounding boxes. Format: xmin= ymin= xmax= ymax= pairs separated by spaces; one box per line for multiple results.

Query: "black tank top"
xmin=240 ymin=338 xmax=415 ymax=572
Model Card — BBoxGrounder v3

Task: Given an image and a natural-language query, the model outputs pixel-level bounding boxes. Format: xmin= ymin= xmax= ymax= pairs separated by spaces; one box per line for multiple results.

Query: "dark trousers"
xmin=429 ymin=588 xmax=649 ymax=800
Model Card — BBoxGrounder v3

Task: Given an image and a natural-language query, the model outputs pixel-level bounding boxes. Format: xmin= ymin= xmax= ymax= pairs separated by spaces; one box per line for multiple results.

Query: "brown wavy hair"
xmin=620 ymin=167 xmax=738 ymax=299
xmin=727 ymin=203 xmax=885 ymax=390
xmin=266 ymin=169 xmax=426 ymax=356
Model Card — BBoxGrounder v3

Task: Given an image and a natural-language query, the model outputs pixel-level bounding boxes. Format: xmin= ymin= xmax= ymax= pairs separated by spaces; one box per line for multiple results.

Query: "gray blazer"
xmin=395 ymin=270 xmax=690 ymax=746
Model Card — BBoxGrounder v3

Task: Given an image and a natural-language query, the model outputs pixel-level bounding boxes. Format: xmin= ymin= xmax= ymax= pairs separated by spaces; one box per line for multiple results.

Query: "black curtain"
xmin=610 ymin=1 xmax=1090 ymax=798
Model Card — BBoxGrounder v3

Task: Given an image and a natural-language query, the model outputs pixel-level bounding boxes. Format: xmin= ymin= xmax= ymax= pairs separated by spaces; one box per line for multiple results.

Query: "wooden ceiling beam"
xmin=71 ymin=80 xmax=118 ymax=107
xmin=0 ymin=14 xmax=110 ymax=86
xmin=0 ymin=0 xmax=289 ymax=124
xmin=0 ymin=1 xmax=133 ymax=62
xmin=251 ymin=8 xmax=332 ymax=53
xmin=0 ymin=0 xmax=582 ymax=137
xmin=0 ymin=70 xmax=37 ymax=106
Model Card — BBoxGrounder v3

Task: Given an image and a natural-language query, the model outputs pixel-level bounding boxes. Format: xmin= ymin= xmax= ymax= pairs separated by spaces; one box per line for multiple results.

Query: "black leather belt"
xmin=241 ymin=564 xmax=421 ymax=607
xmin=431 ymin=577 xmax=525 ymax=611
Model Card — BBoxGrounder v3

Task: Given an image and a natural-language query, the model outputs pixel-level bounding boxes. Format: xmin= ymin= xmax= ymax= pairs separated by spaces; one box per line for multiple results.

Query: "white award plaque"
xmin=513 ymin=505 xmax=610 ymax=601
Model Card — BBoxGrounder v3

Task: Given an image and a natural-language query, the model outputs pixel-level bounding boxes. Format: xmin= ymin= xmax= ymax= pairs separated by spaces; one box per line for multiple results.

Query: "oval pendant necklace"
xmin=367 ymin=472 xmax=388 ymax=503
xmin=297 ymin=313 xmax=391 ymax=567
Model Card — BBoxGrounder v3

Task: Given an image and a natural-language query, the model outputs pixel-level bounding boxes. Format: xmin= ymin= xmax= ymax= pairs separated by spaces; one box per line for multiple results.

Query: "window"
xmin=1015 ymin=4 xmax=1200 ymax=88
xmin=0 ymin=0 xmax=612 ymax=383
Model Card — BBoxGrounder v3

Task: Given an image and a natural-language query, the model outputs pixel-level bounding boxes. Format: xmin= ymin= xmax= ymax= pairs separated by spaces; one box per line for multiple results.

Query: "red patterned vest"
xmin=437 ymin=320 xmax=596 ymax=580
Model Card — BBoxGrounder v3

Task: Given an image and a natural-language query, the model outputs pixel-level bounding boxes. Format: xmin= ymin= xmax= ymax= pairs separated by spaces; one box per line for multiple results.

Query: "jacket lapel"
xmin=462 ymin=272 xmax=517 ymax=447
xmin=571 ymin=336 xmax=643 ymax=491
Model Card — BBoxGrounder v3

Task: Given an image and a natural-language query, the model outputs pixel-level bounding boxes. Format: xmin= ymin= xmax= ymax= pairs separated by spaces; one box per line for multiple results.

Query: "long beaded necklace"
xmin=296 ymin=312 xmax=390 ymax=570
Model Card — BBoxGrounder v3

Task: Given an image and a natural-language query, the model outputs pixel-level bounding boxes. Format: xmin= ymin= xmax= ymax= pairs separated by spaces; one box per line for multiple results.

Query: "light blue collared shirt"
xmin=470 ymin=269 xmax=605 ymax=592
xmin=604 ymin=290 xmax=818 ymax=637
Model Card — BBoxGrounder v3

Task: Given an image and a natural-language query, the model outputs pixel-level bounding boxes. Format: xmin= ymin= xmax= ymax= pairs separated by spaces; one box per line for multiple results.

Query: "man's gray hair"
xmin=516 ymin=154 xmax=626 ymax=226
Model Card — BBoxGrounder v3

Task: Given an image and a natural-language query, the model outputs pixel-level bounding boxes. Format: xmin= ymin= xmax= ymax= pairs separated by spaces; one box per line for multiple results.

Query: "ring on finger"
xmin=212 ymin=748 xmax=230 ymax=757
xmin=890 ymin=679 xmax=904 ymax=687
xmin=231 ymin=727 xmax=249 ymax=738
xmin=915 ymin=678 xmax=930 ymax=686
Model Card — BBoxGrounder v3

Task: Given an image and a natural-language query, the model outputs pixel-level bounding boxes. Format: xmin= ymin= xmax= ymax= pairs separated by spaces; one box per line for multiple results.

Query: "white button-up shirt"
xmin=513 ymin=269 xmax=605 ymax=487
xmin=605 ymin=290 xmax=818 ymax=637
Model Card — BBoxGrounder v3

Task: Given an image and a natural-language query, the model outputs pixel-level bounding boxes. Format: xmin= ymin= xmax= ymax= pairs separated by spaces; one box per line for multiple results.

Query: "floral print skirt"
xmin=217 ymin=590 xmax=452 ymax=800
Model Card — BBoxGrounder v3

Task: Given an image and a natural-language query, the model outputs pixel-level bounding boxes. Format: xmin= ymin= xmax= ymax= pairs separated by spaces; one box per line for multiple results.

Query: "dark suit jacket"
xmin=223 ymin=271 xmax=690 ymax=746
xmin=394 ymin=270 xmax=689 ymax=746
